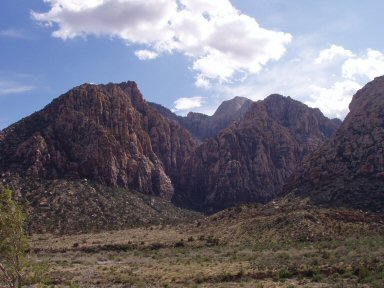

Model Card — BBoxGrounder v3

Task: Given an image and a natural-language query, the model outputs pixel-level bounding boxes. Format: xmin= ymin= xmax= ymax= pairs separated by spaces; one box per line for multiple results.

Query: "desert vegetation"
xmin=0 ymin=188 xmax=28 ymax=288
xmin=25 ymin=201 xmax=384 ymax=287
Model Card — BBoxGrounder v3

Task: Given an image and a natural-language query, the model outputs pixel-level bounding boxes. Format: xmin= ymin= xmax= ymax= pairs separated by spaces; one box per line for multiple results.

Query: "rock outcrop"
xmin=150 ymin=96 xmax=253 ymax=139
xmin=285 ymin=76 xmax=384 ymax=212
xmin=0 ymin=82 xmax=196 ymax=200
xmin=177 ymin=94 xmax=340 ymax=212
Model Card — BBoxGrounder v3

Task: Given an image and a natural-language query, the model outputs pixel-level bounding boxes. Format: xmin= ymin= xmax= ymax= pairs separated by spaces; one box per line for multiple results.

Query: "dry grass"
xmin=26 ymin=198 xmax=384 ymax=287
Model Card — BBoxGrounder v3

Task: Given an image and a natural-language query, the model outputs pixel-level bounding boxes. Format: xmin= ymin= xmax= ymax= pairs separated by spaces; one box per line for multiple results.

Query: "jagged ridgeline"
xmin=177 ymin=94 xmax=340 ymax=212
xmin=11 ymin=77 xmax=384 ymax=233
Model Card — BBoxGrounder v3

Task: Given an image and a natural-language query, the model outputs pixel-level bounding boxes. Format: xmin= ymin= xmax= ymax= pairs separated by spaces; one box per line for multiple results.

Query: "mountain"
xmin=0 ymin=82 xmax=197 ymax=200
xmin=149 ymin=96 xmax=253 ymax=139
xmin=284 ymin=76 xmax=384 ymax=212
xmin=0 ymin=81 xmax=343 ymax=233
xmin=177 ymin=94 xmax=340 ymax=212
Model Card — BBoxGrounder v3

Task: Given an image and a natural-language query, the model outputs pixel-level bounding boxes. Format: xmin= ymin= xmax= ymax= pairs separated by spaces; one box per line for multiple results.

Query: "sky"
xmin=1 ymin=0 xmax=384 ymax=129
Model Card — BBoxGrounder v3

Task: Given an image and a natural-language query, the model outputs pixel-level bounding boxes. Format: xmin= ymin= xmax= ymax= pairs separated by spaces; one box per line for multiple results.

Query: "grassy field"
xmin=25 ymin=198 xmax=384 ymax=287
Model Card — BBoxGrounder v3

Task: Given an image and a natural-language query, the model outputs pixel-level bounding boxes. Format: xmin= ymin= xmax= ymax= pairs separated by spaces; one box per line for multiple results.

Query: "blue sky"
xmin=1 ymin=0 xmax=384 ymax=129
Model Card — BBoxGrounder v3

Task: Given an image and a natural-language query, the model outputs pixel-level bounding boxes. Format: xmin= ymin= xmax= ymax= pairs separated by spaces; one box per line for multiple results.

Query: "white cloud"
xmin=0 ymin=80 xmax=34 ymax=96
xmin=315 ymin=44 xmax=354 ymax=64
xmin=306 ymin=80 xmax=362 ymax=119
xmin=342 ymin=49 xmax=384 ymax=80
xmin=195 ymin=75 xmax=211 ymax=89
xmin=32 ymin=0 xmax=292 ymax=85
xmin=0 ymin=29 xmax=30 ymax=39
xmin=214 ymin=43 xmax=377 ymax=120
xmin=173 ymin=96 xmax=204 ymax=112
xmin=134 ymin=50 xmax=158 ymax=60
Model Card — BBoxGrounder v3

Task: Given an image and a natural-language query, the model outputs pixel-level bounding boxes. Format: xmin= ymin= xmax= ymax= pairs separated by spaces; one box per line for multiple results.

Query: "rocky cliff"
xmin=177 ymin=94 xmax=340 ymax=212
xmin=0 ymin=82 xmax=196 ymax=200
xmin=285 ymin=76 xmax=384 ymax=212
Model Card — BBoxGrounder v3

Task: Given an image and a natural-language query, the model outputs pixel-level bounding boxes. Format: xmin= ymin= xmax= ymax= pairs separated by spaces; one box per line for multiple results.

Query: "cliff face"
xmin=262 ymin=95 xmax=342 ymax=155
xmin=177 ymin=95 xmax=340 ymax=212
xmin=0 ymin=82 xmax=196 ymax=200
xmin=285 ymin=76 xmax=384 ymax=212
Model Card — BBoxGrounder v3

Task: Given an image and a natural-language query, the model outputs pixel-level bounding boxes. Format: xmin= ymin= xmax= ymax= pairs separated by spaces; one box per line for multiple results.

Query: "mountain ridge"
xmin=0 ymin=80 xmax=347 ymax=233
xmin=176 ymin=93 xmax=340 ymax=212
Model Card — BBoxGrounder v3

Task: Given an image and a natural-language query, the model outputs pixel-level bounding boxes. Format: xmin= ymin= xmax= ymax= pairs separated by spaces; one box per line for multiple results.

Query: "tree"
xmin=0 ymin=187 xmax=28 ymax=288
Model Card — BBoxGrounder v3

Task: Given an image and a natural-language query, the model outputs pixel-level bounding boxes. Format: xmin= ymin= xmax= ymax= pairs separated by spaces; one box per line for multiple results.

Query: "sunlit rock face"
xmin=0 ymin=81 xmax=197 ymax=200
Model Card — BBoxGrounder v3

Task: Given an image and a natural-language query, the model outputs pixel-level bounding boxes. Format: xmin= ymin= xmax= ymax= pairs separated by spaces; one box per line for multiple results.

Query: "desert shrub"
xmin=0 ymin=188 xmax=28 ymax=288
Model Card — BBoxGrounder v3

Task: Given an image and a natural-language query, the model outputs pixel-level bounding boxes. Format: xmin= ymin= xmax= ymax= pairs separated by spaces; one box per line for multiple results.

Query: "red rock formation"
xmin=177 ymin=94 xmax=340 ymax=212
xmin=0 ymin=82 xmax=342 ymax=216
xmin=285 ymin=76 xmax=384 ymax=212
xmin=0 ymin=82 xmax=196 ymax=200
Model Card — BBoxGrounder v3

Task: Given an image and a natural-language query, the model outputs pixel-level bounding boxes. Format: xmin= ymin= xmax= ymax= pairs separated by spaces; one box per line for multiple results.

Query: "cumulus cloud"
xmin=195 ymin=75 xmax=211 ymax=89
xmin=32 ymin=0 xmax=292 ymax=85
xmin=172 ymin=96 xmax=204 ymax=112
xmin=216 ymin=44 xmax=382 ymax=120
xmin=342 ymin=49 xmax=384 ymax=80
xmin=306 ymin=80 xmax=362 ymax=119
xmin=315 ymin=44 xmax=354 ymax=64
xmin=134 ymin=50 xmax=158 ymax=60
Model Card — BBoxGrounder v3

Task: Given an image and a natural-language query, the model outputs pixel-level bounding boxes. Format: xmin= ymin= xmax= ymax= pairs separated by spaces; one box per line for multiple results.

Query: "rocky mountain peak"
xmin=285 ymin=75 xmax=384 ymax=212
xmin=348 ymin=75 xmax=384 ymax=112
xmin=150 ymin=96 xmax=254 ymax=140
xmin=0 ymin=81 xmax=197 ymax=200
xmin=213 ymin=96 xmax=253 ymax=118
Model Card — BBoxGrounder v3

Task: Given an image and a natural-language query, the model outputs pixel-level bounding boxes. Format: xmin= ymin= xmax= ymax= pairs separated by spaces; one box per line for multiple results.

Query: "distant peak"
xmin=232 ymin=96 xmax=251 ymax=101
xmin=213 ymin=96 xmax=253 ymax=117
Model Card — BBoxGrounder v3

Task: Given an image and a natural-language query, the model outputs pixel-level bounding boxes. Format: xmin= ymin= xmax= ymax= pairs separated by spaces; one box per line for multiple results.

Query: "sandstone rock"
xmin=285 ymin=76 xmax=384 ymax=212
xmin=0 ymin=82 xmax=196 ymax=200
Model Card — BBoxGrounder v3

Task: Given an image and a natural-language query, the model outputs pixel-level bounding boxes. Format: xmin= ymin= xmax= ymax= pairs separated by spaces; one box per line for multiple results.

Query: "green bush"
xmin=0 ymin=188 xmax=28 ymax=288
